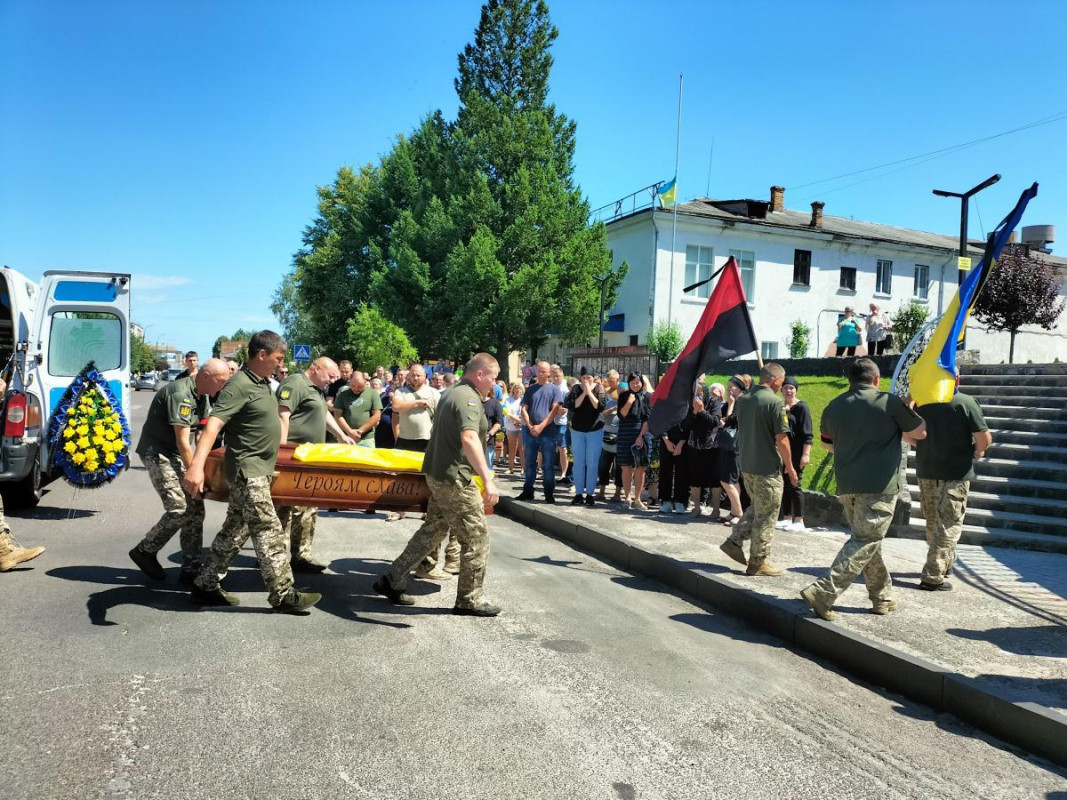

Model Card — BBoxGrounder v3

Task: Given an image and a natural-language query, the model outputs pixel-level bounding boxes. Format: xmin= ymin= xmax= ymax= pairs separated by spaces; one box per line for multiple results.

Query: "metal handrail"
xmin=589 ymin=182 xmax=665 ymax=225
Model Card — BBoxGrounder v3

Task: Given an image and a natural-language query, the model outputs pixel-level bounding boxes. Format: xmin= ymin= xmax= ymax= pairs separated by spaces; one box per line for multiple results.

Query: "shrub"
xmin=788 ymin=319 xmax=811 ymax=359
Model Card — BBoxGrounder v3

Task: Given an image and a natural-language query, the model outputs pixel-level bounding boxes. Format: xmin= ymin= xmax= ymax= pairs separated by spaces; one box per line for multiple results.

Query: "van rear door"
xmin=31 ymin=271 xmax=132 ymax=464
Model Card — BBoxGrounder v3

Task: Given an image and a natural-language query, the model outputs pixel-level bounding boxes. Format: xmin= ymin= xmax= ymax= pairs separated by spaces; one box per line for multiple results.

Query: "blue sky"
xmin=2 ymin=1 xmax=1065 ymax=360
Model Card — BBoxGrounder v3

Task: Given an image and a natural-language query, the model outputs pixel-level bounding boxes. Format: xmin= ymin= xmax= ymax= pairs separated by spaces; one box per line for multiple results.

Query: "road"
xmin=0 ymin=390 xmax=1062 ymax=800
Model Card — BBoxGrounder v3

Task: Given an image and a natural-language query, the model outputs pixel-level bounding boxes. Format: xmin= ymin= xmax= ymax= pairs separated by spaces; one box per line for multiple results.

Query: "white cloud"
xmin=135 ymin=274 xmax=193 ymax=290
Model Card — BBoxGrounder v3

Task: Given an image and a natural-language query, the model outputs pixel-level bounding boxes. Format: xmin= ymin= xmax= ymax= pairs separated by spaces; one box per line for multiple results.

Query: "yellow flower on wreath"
xmin=63 ymin=427 xmax=75 ymax=439
xmin=71 ymin=452 xmax=86 ymax=465
xmin=77 ymin=437 xmax=90 ymax=449
xmin=105 ymin=452 xmax=116 ymax=465
xmin=64 ymin=441 xmax=77 ymax=454
xmin=77 ymin=424 xmax=89 ymax=436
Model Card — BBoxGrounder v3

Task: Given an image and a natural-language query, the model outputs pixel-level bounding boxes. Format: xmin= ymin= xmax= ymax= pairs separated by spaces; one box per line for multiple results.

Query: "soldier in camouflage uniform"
xmin=129 ymin=358 xmax=230 ymax=583
xmin=801 ymin=358 xmax=926 ymax=621
xmin=915 ymin=385 xmax=992 ymax=590
xmin=374 ymin=353 xmax=503 ymax=616
xmin=276 ymin=356 xmax=353 ymax=572
xmin=181 ymin=331 xmax=321 ymax=614
xmin=720 ymin=363 xmax=797 ymax=577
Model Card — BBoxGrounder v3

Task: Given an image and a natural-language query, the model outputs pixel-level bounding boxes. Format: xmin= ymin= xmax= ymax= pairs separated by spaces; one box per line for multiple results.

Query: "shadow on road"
xmin=47 ymin=560 xmax=418 ymax=629
xmin=947 ymin=625 xmax=1067 ymax=658
xmin=8 ymin=506 xmax=97 ymax=520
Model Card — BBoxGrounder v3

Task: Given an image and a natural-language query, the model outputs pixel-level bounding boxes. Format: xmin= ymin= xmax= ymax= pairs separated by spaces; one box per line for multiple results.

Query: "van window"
xmin=48 ymin=312 xmax=123 ymax=376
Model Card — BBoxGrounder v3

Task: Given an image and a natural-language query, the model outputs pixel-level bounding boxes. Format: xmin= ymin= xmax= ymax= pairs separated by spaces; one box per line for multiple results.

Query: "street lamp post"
xmin=933 ymin=173 xmax=1001 ymax=286
xmin=595 ymin=271 xmax=613 ymax=349
xmin=932 ymin=174 xmax=1000 ymax=349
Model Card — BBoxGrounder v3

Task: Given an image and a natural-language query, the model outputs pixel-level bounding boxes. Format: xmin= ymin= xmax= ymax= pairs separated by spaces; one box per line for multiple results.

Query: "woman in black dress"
xmin=684 ymin=395 xmax=722 ymax=518
xmin=776 ymin=376 xmax=813 ymax=531
xmin=616 ymin=373 xmax=651 ymax=510
xmin=718 ymin=374 xmax=750 ymax=525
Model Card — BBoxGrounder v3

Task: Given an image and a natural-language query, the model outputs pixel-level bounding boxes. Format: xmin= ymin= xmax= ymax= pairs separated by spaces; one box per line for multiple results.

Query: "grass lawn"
xmin=705 ymin=374 xmax=891 ymax=495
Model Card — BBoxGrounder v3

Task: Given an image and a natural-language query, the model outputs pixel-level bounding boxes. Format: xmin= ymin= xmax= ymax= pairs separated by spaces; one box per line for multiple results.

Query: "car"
xmin=165 ymin=368 xmax=182 ymax=382
xmin=132 ymin=374 xmax=158 ymax=391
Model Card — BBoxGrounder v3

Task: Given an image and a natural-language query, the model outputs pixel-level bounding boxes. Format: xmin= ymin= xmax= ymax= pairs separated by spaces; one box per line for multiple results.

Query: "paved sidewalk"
xmin=495 ymin=475 xmax=1067 ymax=765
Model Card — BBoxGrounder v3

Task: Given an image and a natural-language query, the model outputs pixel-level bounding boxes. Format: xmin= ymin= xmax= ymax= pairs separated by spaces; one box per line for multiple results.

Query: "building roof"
xmin=613 ymin=197 xmax=1066 ymax=267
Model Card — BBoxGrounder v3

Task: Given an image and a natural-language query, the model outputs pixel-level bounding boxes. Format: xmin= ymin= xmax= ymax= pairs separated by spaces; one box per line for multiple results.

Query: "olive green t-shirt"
xmin=423 ymin=379 xmax=487 ymax=485
xmin=821 ymin=384 xmax=924 ymax=495
xmin=277 ymin=373 xmax=328 ymax=445
xmin=736 ymin=384 xmax=790 ymax=476
xmin=334 ymin=385 xmax=383 ymax=444
xmin=915 ymin=392 xmax=988 ymax=481
xmin=210 ymin=367 xmax=281 ymax=481
xmin=137 ymin=375 xmax=198 ymax=457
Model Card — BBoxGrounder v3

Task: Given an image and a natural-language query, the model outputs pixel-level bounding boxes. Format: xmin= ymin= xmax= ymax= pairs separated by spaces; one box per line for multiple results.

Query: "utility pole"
xmin=932 ymin=174 xmax=1000 ymax=348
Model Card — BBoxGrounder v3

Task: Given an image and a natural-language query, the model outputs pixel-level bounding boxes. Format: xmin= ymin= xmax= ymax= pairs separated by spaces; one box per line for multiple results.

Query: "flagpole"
xmin=667 ymin=74 xmax=682 ymax=325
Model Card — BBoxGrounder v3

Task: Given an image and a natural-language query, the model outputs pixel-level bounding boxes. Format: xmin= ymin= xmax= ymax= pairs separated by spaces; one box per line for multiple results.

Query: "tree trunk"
xmin=494 ymin=338 xmax=510 ymax=384
xmin=1009 ymin=329 xmax=1017 ymax=364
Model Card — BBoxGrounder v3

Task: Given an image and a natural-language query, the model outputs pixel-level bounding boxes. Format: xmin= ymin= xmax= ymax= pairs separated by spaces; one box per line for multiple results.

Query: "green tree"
xmin=646 ymin=320 xmax=685 ymax=365
xmin=211 ymin=328 xmax=256 ymax=359
xmin=346 ymin=304 xmax=419 ymax=372
xmin=891 ymin=300 xmax=929 ymax=352
xmin=788 ymin=319 xmax=812 ymax=359
xmin=275 ymin=0 xmax=624 ymax=379
xmin=131 ymin=335 xmax=156 ymax=373
xmin=973 ymin=247 xmax=1066 ymax=363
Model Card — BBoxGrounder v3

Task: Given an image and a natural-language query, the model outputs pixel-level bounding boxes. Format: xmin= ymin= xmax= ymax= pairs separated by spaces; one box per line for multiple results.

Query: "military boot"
xmin=178 ymin=556 xmax=202 ymax=586
xmin=273 ymin=590 xmax=322 ymax=614
xmin=129 ymin=545 xmax=166 ymax=580
xmin=0 ymin=531 xmax=45 ymax=572
xmin=745 ymin=559 xmax=784 ymax=577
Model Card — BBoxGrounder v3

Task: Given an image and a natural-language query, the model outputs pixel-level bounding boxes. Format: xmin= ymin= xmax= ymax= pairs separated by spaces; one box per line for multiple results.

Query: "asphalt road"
xmin=0 ymin=390 xmax=1063 ymax=800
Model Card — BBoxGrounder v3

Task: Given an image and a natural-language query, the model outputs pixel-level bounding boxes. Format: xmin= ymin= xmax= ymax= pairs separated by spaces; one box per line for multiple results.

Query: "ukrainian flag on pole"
xmin=657 ymin=177 xmax=677 ymax=207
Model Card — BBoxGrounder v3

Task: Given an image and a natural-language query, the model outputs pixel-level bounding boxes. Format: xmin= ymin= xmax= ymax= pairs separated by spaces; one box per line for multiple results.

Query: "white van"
xmin=0 ymin=268 xmax=131 ymax=506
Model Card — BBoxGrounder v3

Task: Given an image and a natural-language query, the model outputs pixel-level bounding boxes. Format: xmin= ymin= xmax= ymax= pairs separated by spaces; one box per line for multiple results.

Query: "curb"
xmin=498 ymin=497 xmax=1067 ymax=767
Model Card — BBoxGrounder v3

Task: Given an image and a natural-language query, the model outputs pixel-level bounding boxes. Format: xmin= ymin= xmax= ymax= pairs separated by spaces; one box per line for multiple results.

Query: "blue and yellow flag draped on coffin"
xmin=908 ymin=183 xmax=1038 ymax=405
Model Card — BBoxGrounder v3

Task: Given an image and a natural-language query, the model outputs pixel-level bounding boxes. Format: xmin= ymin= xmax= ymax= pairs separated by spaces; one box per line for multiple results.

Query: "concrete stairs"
xmin=899 ymin=363 xmax=1067 ymax=553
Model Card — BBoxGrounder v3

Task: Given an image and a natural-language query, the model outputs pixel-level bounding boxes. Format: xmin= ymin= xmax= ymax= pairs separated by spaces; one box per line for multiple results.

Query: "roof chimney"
xmin=770 ymin=186 xmax=784 ymax=213
xmin=810 ymin=201 xmax=824 ymax=229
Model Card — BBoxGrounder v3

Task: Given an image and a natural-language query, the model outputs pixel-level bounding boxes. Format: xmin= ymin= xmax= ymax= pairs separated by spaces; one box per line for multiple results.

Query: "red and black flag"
xmin=649 ymin=257 xmax=758 ymax=436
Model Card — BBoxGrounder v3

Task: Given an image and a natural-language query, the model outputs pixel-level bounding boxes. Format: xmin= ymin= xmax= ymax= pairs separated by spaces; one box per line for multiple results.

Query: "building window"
xmin=914 ymin=265 xmax=929 ymax=300
xmin=761 ymin=341 xmax=778 ymax=359
xmin=730 ymin=249 xmax=756 ymax=305
xmin=840 ymin=267 xmax=856 ymax=291
xmin=793 ymin=250 xmax=811 ymax=286
xmin=629 ymin=334 xmax=639 ymax=347
xmin=684 ymin=245 xmax=714 ymax=299
xmin=876 ymin=259 xmax=893 ymax=294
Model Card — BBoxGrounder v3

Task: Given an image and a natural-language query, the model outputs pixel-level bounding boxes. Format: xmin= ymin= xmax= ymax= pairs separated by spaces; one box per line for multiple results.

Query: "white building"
xmin=596 ymin=187 xmax=1066 ymax=364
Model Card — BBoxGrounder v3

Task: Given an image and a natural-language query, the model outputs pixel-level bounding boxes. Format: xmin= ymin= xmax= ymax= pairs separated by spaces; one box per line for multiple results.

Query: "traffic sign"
xmin=294 ymin=344 xmax=311 ymax=361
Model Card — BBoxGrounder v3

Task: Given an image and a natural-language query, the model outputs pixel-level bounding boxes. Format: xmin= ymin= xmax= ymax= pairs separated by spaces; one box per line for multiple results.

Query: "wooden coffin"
xmin=204 ymin=444 xmax=493 ymax=514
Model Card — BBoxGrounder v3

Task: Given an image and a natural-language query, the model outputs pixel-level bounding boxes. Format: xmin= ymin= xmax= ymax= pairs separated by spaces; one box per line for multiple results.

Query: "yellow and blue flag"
xmin=657 ymin=177 xmax=677 ymax=207
xmin=908 ymin=182 xmax=1038 ymax=405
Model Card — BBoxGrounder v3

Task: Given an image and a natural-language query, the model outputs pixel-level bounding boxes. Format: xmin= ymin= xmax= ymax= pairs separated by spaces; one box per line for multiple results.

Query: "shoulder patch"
xmin=279 ymin=389 xmax=292 ymax=400
xmin=178 ymin=402 xmax=194 ymax=420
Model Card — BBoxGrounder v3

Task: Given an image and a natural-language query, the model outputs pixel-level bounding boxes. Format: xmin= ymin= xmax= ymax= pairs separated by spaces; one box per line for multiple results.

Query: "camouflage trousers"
xmin=139 ymin=449 xmax=205 ymax=560
xmin=277 ymin=505 xmax=318 ymax=560
xmin=728 ymin=472 xmax=784 ymax=562
xmin=194 ymin=473 xmax=294 ymax=607
xmin=919 ymin=479 xmax=969 ymax=585
xmin=807 ymin=492 xmax=895 ymax=608
xmin=419 ymin=527 xmax=461 ymax=573
xmin=387 ymin=476 xmax=490 ymax=609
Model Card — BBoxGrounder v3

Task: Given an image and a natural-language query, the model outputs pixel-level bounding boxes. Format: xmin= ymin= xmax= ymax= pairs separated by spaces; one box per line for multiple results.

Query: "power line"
xmin=762 ymin=110 xmax=1067 ymax=201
